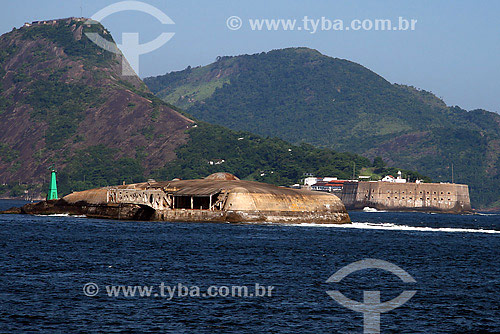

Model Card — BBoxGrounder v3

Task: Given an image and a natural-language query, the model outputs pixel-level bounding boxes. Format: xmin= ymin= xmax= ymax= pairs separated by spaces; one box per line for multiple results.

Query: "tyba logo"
xmin=85 ymin=1 xmax=175 ymax=76
xmin=326 ymin=258 xmax=417 ymax=334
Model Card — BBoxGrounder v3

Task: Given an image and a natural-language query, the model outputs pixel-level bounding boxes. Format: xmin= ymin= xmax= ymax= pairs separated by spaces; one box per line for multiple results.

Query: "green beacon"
xmin=47 ymin=169 xmax=58 ymax=200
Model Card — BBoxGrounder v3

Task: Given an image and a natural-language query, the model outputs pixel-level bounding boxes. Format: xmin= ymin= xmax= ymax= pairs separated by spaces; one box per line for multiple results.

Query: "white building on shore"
xmin=381 ymin=170 xmax=407 ymax=183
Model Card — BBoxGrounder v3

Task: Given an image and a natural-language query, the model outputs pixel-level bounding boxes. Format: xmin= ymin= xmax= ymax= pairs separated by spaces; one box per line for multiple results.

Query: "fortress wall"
xmin=151 ymin=191 xmax=350 ymax=223
xmin=341 ymin=182 xmax=471 ymax=213
xmin=339 ymin=182 xmax=358 ymax=207
xmin=153 ymin=208 xmax=351 ymax=224
xmin=15 ymin=174 xmax=352 ymax=224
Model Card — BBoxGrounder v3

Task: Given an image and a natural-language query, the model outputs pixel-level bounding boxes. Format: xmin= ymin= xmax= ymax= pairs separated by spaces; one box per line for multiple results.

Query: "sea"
xmin=0 ymin=199 xmax=499 ymax=333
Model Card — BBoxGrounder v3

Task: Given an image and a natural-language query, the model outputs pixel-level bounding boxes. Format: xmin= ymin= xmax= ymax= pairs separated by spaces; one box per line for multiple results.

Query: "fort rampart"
xmin=340 ymin=182 xmax=472 ymax=213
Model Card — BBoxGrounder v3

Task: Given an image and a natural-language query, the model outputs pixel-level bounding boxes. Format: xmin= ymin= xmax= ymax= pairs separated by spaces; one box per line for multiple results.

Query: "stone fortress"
xmin=304 ymin=170 xmax=472 ymax=213
xmin=14 ymin=173 xmax=351 ymax=224
xmin=340 ymin=181 xmax=471 ymax=213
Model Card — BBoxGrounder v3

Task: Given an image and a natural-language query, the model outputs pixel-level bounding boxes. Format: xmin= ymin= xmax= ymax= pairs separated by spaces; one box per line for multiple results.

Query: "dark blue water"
xmin=0 ymin=200 xmax=499 ymax=333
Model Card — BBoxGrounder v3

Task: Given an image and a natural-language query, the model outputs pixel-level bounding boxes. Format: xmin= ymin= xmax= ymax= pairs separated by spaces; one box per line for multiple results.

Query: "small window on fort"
xmin=448 ymin=192 xmax=451 ymax=194
xmin=402 ymin=197 xmax=405 ymax=199
xmin=448 ymin=198 xmax=451 ymax=201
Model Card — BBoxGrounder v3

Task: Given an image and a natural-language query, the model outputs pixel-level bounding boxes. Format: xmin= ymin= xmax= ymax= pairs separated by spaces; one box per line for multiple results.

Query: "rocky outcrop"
xmin=17 ymin=199 xmax=155 ymax=220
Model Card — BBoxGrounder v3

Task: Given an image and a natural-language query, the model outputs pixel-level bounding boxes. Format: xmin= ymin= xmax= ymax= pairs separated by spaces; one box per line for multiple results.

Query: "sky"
xmin=1 ymin=0 xmax=499 ymax=112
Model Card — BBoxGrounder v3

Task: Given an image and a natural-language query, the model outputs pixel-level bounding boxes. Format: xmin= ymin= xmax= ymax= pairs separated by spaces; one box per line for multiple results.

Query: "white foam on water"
xmin=35 ymin=214 xmax=86 ymax=218
xmin=362 ymin=207 xmax=383 ymax=212
xmin=35 ymin=213 xmax=70 ymax=217
xmin=288 ymin=222 xmax=500 ymax=234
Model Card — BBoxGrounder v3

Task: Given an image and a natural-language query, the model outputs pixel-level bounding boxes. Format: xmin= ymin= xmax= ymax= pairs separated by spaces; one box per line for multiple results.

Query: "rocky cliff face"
xmin=0 ymin=18 xmax=193 ymax=194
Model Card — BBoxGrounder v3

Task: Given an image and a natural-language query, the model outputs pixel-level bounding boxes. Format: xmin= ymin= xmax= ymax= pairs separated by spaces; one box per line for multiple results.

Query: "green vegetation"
xmin=139 ymin=125 xmax=155 ymax=141
xmin=154 ymin=122 xmax=374 ymax=185
xmin=360 ymin=167 xmax=432 ymax=183
xmin=48 ymin=123 xmax=430 ymax=196
xmin=146 ymin=48 xmax=452 ymax=149
xmin=367 ymin=156 xmax=432 ymax=182
xmin=0 ymin=42 xmax=18 ymax=63
xmin=145 ymin=47 xmax=500 ymax=207
xmin=21 ymin=20 xmax=114 ymax=66
xmin=0 ymin=143 xmax=19 ymax=163
xmin=150 ymin=108 xmax=160 ymax=122
xmin=160 ymin=78 xmax=230 ymax=109
xmin=145 ymin=59 xmax=238 ymax=109
xmin=0 ymin=94 xmax=12 ymax=114
xmin=0 ymin=45 xmax=14 ymax=113
xmin=57 ymin=145 xmax=145 ymax=195
xmin=0 ymin=27 xmax=440 ymax=204
xmin=1 ymin=183 xmax=28 ymax=197
xmin=116 ymin=79 xmax=154 ymax=100
xmin=26 ymin=75 xmax=103 ymax=148
xmin=12 ymin=71 xmax=29 ymax=83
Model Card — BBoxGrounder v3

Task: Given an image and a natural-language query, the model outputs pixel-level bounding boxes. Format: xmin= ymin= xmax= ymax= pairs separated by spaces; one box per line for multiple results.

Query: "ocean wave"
xmin=289 ymin=222 xmax=500 ymax=234
xmin=35 ymin=214 xmax=86 ymax=218
xmin=362 ymin=207 xmax=387 ymax=212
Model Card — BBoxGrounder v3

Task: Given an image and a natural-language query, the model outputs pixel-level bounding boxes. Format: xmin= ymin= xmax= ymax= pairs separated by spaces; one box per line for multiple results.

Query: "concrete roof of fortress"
xmin=63 ymin=173 xmax=336 ymax=203
xmin=144 ymin=179 xmax=326 ymax=197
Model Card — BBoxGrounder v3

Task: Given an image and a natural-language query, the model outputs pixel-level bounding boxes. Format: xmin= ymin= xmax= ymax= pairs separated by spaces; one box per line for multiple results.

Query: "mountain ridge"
xmin=0 ymin=18 xmax=194 ymax=197
xmin=144 ymin=47 xmax=500 ymax=207
xmin=0 ymin=20 xmax=428 ymax=199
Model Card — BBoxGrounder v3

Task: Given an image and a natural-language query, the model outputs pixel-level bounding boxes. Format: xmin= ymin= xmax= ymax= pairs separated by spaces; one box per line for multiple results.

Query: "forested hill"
xmin=145 ymin=48 xmax=500 ymax=208
xmin=0 ymin=20 xmax=425 ymax=198
xmin=0 ymin=18 xmax=194 ymax=197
